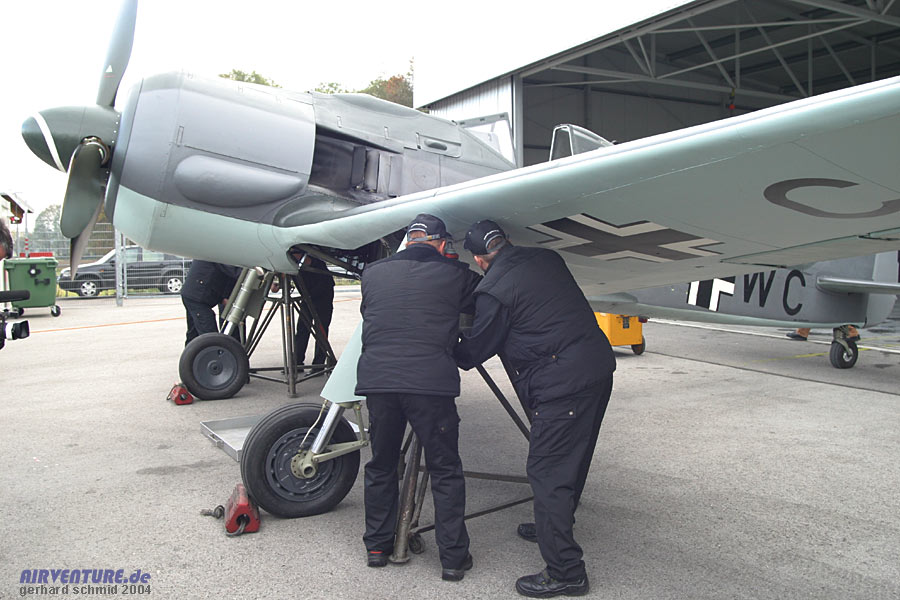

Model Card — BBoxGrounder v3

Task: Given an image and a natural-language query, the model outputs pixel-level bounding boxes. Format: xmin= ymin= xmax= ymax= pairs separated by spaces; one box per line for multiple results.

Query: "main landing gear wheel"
xmin=631 ymin=336 xmax=646 ymax=355
xmin=179 ymin=333 xmax=249 ymax=400
xmin=829 ymin=340 xmax=858 ymax=369
xmin=240 ymin=402 xmax=360 ymax=518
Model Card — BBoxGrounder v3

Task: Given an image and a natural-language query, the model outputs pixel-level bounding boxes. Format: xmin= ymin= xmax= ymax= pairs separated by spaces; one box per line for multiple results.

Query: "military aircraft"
xmin=20 ymin=0 xmax=900 ymax=518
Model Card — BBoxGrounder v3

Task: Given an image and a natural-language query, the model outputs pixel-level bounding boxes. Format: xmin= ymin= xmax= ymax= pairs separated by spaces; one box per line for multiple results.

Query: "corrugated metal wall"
xmin=426 ymin=77 xmax=515 ymax=123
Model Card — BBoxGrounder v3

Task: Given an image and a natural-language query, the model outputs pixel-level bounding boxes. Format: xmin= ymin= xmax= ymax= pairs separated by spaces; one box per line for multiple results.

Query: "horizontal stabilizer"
xmin=817 ymin=276 xmax=900 ymax=295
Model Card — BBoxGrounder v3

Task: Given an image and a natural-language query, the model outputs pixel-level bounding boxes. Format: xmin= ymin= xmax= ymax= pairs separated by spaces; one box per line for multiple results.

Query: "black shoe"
xmin=786 ymin=332 xmax=807 ymax=341
xmin=515 ymin=569 xmax=589 ymax=597
xmin=517 ymin=522 xmax=538 ymax=543
xmin=441 ymin=553 xmax=473 ymax=581
xmin=367 ymin=550 xmax=389 ymax=568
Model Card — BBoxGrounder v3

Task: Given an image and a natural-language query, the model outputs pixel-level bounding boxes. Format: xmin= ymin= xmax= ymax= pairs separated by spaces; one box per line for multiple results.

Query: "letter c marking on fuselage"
xmin=764 ymin=178 xmax=900 ymax=218
xmin=783 ymin=269 xmax=805 ymax=316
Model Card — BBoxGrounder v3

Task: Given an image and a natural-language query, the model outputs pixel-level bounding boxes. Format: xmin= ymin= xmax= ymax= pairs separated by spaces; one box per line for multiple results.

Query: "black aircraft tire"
xmin=241 ymin=402 xmax=360 ymax=518
xmin=829 ymin=340 xmax=858 ymax=369
xmin=179 ymin=333 xmax=249 ymax=400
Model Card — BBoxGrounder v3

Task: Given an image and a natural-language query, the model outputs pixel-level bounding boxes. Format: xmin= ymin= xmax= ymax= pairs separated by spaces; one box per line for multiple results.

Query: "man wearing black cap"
xmin=356 ymin=213 xmax=481 ymax=581
xmin=456 ymin=220 xmax=616 ymax=598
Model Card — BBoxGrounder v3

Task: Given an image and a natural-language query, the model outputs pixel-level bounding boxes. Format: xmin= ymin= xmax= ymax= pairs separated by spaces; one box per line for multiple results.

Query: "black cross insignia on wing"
xmin=527 ymin=214 xmax=722 ymax=262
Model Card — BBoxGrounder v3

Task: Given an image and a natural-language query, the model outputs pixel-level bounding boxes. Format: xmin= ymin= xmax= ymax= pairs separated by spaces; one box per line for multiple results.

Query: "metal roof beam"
xmin=688 ymin=17 xmax=736 ymax=87
xmin=520 ymin=0 xmax=740 ymax=78
xmin=819 ymin=30 xmax=856 ymax=85
xmin=758 ymin=0 xmax=900 ymax=62
xmin=660 ymin=17 xmax=858 ymax=33
xmin=547 ymin=64 xmax=794 ymax=101
xmin=658 ymin=18 xmax=860 ymax=85
xmin=622 ymin=38 xmax=652 ymax=76
xmin=744 ymin=4 xmax=808 ymax=96
xmin=787 ymin=0 xmax=900 ymax=27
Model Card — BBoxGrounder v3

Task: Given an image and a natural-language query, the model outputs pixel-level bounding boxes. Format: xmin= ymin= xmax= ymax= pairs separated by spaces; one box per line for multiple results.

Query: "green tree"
xmin=219 ymin=69 xmax=281 ymax=88
xmin=359 ymin=66 xmax=413 ymax=107
xmin=33 ymin=204 xmax=62 ymax=235
xmin=316 ymin=60 xmax=414 ymax=107
xmin=314 ymin=82 xmax=351 ymax=94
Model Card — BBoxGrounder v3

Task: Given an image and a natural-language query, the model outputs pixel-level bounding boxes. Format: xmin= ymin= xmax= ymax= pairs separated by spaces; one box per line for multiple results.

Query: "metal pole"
xmin=114 ymin=231 xmax=125 ymax=307
xmin=391 ymin=436 xmax=422 ymax=564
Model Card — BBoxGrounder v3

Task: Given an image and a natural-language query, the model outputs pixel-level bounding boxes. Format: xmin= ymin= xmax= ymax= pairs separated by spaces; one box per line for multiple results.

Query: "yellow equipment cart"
xmin=595 ymin=313 xmax=645 ymax=355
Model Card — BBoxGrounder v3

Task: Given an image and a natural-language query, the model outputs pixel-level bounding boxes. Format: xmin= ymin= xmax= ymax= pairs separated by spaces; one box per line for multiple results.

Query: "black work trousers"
xmin=363 ymin=393 xmax=470 ymax=569
xmin=527 ymin=375 xmax=613 ymax=581
xmin=292 ymin=277 xmax=334 ymax=367
xmin=183 ymin=298 xmax=218 ymax=346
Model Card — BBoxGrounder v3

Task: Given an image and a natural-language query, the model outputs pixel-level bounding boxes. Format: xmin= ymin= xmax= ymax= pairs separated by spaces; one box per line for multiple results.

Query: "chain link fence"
xmin=15 ymin=223 xmax=192 ymax=299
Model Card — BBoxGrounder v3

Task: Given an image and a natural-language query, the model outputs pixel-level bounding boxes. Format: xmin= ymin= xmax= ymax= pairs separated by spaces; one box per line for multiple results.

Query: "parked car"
xmin=58 ymin=246 xmax=192 ymax=297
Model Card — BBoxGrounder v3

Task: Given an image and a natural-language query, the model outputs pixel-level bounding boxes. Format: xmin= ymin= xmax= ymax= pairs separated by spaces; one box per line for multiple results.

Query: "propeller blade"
xmin=69 ymin=203 xmax=104 ymax=276
xmin=60 ymin=139 xmax=109 ymax=239
xmin=97 ymin=0 xmax=138 ymax=107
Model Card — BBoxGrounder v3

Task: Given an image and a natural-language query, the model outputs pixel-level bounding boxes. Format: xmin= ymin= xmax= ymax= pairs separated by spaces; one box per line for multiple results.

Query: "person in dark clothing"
xmin=291 ymin=254 xmax=335 ymax=371
xmin=181 ymin=260 xmax=242 ymax=346
xmin=0 ymin=218 xmax=12 ymax=260
xmin=455 ymin=220 xmax=616 ymax=598
xmin=356 ymin=213 xmax=481 ymax=581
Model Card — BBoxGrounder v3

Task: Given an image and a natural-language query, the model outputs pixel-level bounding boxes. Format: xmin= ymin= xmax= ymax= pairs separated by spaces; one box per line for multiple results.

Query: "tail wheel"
xmin=241 ymin=402 xmax=360 ymax=517
xmin=179 ymin=333 xmax=249 ymax=399
xmin=829 ymin=340 xmax=858 ymax=369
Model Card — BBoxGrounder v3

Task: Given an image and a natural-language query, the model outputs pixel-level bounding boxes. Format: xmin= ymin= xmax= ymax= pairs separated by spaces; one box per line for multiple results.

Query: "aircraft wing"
xmin=276 ymin=75 xmax=900 ymax=296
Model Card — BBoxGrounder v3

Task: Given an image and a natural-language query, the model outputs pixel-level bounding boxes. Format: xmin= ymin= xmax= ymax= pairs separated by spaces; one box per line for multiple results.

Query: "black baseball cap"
xmin=407 ymin=213 xmax=451 ymax=241
xmin=464 ymin=220 xmax=507 ymax=255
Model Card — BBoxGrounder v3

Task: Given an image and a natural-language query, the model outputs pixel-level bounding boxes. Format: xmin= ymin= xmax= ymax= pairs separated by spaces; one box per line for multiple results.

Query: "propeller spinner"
xmin=20 ymin=0 xmax=138 ymax=274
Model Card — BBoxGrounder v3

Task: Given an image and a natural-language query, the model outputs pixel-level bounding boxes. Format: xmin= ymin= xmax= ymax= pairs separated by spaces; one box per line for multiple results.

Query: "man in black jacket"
xmin=356 ymin=214 xmax=481 ymax=581
xmin=455 ymin=220 xmax=616 ymax=598
xmin=181 ymin=260 xmax=241 ymax=345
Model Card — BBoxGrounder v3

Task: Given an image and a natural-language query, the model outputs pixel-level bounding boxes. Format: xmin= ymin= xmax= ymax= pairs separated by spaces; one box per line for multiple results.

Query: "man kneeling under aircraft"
xmin=455 ymin=220 xmax=616 ymax=598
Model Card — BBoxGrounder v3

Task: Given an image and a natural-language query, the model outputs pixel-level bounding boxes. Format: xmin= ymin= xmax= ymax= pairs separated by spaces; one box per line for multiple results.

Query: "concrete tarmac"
xmin=1 ymin=290 xmax=898 ymax=600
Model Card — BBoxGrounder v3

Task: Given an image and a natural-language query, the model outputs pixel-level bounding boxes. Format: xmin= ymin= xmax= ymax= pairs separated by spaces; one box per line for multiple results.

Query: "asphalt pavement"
xmin=1 ymin=290 xmax=898 ymax=600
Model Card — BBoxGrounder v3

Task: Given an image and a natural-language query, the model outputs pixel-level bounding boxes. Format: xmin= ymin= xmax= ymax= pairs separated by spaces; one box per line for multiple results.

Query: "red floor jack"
xmin=166 ymin=383 xmax=194 ymax=405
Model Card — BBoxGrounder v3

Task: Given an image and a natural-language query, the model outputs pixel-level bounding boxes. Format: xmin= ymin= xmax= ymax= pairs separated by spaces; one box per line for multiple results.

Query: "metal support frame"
xmin=221 ymin=267 xmax=337 ymax=397
xmin=389 ymin=362 xmax=533 ymax=564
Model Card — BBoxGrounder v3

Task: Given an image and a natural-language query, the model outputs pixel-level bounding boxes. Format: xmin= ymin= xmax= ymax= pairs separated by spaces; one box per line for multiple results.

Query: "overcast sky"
xmin=0 ymin=0 xmax=684 ymax=220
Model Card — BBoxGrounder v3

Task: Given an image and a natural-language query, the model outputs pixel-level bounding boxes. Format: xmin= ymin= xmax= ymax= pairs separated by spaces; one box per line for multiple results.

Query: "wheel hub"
xmin=193 ymin=346 xmax=236 ymax=389
xmin=266 ymin=428 xmax=336 ymax=501
xmin=290 ymin=450 xmax=318 ymax=479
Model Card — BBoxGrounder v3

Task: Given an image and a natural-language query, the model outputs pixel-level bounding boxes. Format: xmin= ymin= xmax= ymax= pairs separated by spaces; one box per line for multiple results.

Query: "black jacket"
xmin=355 ymin=244 xmax=481 ymax=397
xmin=457 ymin=245 xmax=615 ymax=404
xmin=181 ymin=260 xmax=241 ymax=307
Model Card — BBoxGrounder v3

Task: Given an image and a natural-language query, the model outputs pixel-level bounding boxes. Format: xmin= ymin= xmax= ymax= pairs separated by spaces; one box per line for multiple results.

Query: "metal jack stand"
xmin=237 ymin=271 xmax=338 ymax=398
xmin=181 ymin=267 xmax=338 ymax=400
xmin=390 ymin=363 xmax=533 ymax=563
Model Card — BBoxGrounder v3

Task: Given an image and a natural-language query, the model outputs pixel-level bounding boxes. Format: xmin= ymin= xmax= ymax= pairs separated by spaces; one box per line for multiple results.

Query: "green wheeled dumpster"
xmin=3 ymin=257 xmax=61 ymax=317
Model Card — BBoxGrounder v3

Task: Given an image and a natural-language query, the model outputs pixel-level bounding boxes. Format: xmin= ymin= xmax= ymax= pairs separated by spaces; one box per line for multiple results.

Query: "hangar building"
xmin=415 ymin=0 xmax=900 ymax=167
